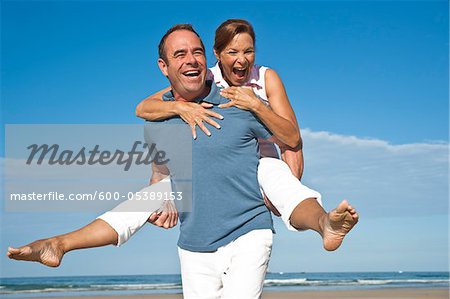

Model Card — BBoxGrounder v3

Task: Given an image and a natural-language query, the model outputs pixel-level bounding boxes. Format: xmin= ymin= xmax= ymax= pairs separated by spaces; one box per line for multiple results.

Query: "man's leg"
xmin=258 ymin=157 xmax=359 ymax=251
xmin=178 ymin=247 xmax=224 ymax=299
xmin=7 ymin=219 xmax=118 ymax=267
xmin=221 ymin=229 xmax=273 ymax=299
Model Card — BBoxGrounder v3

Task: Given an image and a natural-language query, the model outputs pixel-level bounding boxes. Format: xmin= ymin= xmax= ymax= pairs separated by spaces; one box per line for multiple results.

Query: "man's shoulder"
xmin=162 ymin=90 xmax=175 ymax=101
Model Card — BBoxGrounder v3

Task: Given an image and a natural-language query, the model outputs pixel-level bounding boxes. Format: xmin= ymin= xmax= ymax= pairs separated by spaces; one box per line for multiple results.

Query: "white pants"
xmin=178 ymin=229 xmax=273 ymax=299
xmin=98 ymin=157 xmax=322 ymax=245
xmin=257 ymin=157 xmax=322 ymax=231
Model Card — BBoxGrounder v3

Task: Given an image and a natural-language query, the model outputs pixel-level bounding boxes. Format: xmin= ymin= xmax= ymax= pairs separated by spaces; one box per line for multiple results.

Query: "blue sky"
xmin=1 ymin=0 xmax=448 ymax=277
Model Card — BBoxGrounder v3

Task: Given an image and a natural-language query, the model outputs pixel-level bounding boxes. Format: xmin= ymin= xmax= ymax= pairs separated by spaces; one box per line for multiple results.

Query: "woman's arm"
xmin=265 ymin=69 xmax=304 ymax=178
xmin=270 ymin=134 xmax=304 ymax=179
xmin=135 ymin=87 xmax=223 ymax=139
xmin=219 ymin=69 xmax=300 ymax=148
xmin=135 ymin=86 xmax=174 ymax=120
xmin=220 ymin=68 xmax=304 ymax=176
xmin=281 ymin=145 xmax=304 ymax=180
xmin=263 ymin=69 xmax=301 ymax=148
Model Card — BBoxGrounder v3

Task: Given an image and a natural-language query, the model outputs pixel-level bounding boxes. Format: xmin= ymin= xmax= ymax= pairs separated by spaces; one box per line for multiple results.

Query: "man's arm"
xmin=149 ymin=161 xmax=170 ymax=185
xmin=147 ymin=162 xmax=178 ymax=229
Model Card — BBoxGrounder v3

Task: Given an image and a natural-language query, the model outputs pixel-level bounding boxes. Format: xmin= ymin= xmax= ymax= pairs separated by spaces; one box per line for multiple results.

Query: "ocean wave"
xmin=264 ymin=278 xmax=307 ymax=286
xmin=0 ymin=287 xmax=92 ymax=294
xmin=0 ymin=283 xmax=182 ymax=294
xmin=90 ymin=283 xmax=181 ymax=290
xmin=263 ymin=278 xmax=450 ymax=287
xmin=264 ymin=279 xmax=359 ymax=287
xmin=358 ymin=279 xmax=450 ymax=285
xmin=357 ymin=280 xmax=393 ymax=285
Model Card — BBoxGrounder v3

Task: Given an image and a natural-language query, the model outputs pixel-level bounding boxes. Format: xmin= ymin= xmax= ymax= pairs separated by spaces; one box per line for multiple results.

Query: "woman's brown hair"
xmin=214 ymin=19 xmax=256 ymax=55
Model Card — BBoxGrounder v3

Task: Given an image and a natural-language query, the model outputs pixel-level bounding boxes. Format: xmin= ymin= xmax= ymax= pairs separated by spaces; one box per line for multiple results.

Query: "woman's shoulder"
xmin=255 ymin=65 xmax=279 ymax=76
xmin=263 ymin=68 xmax=285 ymax=98
xmin=248 ymin=64 xmax=270 ymax=84
xmin=252 ymin=65 xmax=281 ymax=83
xmin=252 ymin=64 xmax=269 ymax=74
xmin=259 ymin=66 xmax=282 ymax=84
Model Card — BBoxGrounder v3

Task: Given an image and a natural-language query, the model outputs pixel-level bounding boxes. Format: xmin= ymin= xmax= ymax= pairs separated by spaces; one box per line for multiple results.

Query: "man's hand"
xmin=148 ymin=163 xmax=176 ymax=229
xmin=148 ymin=200 xmax=178 ymax=229
xmin=177 ymin=102 xmax=223 ymax=139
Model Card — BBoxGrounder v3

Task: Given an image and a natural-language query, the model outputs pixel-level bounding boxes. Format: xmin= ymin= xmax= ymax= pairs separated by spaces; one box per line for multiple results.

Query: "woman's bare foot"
xmin=320 ymin=200 xmax=359 ymax=251
xmin=7 ymin=238 xmax=65 ymax=267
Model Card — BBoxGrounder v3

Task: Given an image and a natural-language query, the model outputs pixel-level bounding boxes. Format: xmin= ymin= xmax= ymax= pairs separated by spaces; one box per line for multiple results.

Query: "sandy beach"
xmin=12 ymin=288 xmax=449 ymax=299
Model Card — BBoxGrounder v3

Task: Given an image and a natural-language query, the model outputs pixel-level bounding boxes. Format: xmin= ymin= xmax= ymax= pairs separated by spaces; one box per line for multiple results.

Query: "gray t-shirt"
xmin=151 ymin=82 xmax=274 ymax=252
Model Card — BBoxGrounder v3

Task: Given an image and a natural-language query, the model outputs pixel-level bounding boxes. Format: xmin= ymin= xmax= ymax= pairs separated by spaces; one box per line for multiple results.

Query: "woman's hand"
xmin=176 ymin=102 xmax=224 ymax=139
xmin=219 ymin=86 xmax=262 ymax=111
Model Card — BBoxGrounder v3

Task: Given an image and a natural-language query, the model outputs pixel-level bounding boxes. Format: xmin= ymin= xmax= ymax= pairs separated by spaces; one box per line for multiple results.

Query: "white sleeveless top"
xmin=208 ymin=63 xmax=279 ymax=158
xmin=207 ymin=63 xmax=270 ymax=106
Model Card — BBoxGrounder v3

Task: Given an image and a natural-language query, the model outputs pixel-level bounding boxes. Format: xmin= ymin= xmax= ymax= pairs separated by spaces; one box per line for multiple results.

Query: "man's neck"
xmin=173 ymin=85 xmax=211 ymax=102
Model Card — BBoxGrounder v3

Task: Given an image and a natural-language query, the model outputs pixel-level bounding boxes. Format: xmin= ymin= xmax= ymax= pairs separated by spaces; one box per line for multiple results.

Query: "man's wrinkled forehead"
xmin=165 ymin=30 xmax=205 ymax=56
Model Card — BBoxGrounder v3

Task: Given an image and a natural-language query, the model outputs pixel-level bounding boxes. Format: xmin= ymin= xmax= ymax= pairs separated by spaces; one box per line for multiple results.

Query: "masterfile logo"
xmin=4 ymin=124 xmax=192 ymax=212
xmin=25 ymin=141 xmax=169 ymax=171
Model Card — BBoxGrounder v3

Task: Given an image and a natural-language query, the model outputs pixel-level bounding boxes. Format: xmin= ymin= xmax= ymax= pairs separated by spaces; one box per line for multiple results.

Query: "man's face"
xmin=158 ymin=30 xmax=207 ymax=101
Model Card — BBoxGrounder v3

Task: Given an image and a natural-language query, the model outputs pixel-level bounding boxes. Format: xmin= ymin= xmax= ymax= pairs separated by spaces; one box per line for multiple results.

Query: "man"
xmin=148 ymin=24 xmax=275 ymax=298
xmin=7 ymin=24 xmax=358 ymax=299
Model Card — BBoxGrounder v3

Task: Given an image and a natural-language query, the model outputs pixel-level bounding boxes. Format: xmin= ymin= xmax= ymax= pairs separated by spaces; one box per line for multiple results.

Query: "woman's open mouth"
xmin=232 ymin=67 xmax=247 ymax=80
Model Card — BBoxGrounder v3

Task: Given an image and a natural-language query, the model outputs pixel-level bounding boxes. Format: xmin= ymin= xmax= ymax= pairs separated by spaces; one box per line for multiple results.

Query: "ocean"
xmin=1 ymin=272 xmax=448 ymax=297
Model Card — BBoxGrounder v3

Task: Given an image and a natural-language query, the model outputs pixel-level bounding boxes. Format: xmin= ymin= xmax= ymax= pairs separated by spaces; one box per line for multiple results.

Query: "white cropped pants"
xmin=98 ymin=157 xmax=322 ymax=245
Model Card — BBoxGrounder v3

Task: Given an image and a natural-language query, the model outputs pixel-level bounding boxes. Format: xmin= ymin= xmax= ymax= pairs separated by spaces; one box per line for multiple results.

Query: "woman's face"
xmin=215 ymin=33 xmax=255 ymax=86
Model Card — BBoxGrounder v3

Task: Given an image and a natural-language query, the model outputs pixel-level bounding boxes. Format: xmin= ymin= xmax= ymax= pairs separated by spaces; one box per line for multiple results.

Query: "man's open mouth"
xmin=183 ymin=70 xmax=201 ymax=78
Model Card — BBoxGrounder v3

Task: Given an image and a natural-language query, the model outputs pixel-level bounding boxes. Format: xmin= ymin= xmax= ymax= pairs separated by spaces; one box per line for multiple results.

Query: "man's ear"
xmin=213 ymin=49 xmax=220 ymax=61
xmin=158 ymin=58 xmax=169 ymax=77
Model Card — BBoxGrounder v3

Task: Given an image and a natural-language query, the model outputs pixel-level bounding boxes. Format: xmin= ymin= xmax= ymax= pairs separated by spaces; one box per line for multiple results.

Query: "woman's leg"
xmin=258 ymin=157 xmax=359 ymax=251
xmin=97 ymin=176 xmax=174 ymax=246
xmin=7 ymin=218 xmax=118 ymax=267
xmin=7 ymin=177 xmax=173 ymax=266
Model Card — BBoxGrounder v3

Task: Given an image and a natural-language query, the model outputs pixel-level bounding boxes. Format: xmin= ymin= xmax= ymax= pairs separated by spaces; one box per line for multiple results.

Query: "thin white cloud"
xmin=2 ymin=129 xmax=448 ymax=218
xmin=300 ymin=129 xmax=449 ymax=218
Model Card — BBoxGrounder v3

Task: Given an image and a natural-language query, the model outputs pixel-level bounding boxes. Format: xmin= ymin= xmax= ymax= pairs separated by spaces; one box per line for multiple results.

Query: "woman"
xmin=7 ymin=20 xmax=358 ymax=268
